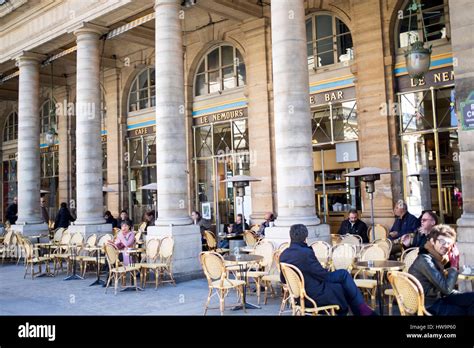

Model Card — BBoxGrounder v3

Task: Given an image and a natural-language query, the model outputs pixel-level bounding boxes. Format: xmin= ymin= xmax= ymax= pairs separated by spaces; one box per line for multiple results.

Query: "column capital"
xmin=13 ymin=51 xmax=45 ymax=64
xmin=69 ymin=22 xmax=108 ymax=37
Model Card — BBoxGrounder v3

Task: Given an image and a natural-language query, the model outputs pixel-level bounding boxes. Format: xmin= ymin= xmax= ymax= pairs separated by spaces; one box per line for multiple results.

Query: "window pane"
xmin=208 ymin=70 xmax=220 ymax=94
xmin=333 ymin=101 xmax=358 ymax=141
xmin=195 ymin=73 xmax=206 ymax=96
xmin=221 ymin=46 xmax=234 ymax=66
xmin=197 ymin=60 xmax=205 ymax=74
xmin=139 ymin=89 xmax=148 ymax=100
xmin=150 ymin=87 xmax=156 ymax=107
xmin=207 ymin=48 xmax=219 ymax=70
xmin=436 ymin=88 xmax=457 ymax=128
xmin=222 ymin=66 xmax=235 ymax=90
xmin=337 ymin=33 xmax=353 ymax=62
xmin=143 ymin=136 xmax=156 ymax=165
xmin=195 ymin=126 xmax=213 ymax=157
xmin=130 ymin=138 xmax=143 ymax=167
xmin=213 ymin=123 xmax=232 ymax=153
xmin=139 ymin=99 xmax=149 ymax=110
xmin=316 ymin=38 xmax=334 ymax=66
xmin=149 ymin=69 xmax=155 ymax=86
xmin=306 ymin=18 xmax=313 ymax=42
xmin=129 ymin=92 xmax=138 ymax=112
xmin=233 ymin=119 xmax=248 ymax=151
xmin=400 ymin=91 xmax=435 ymax=132
xmin=138 ymin=70 xmax=148 ymax=89
xmin=312 ymin=106 xmax=332 ymax=144
xmin=336 ymin=18 xmax=349 ymax=35
xmin=316 ymin=15 xmax=333 ymax=39
xmin=236 ymin=49 xmax=246 ymax=86
xmin=131 ymin=80 xmax=137 ymax=92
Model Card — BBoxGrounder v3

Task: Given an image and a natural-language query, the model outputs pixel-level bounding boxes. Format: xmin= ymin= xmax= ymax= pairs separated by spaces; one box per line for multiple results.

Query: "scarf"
xmin=424 ymin=241 xmax=449 ymax=270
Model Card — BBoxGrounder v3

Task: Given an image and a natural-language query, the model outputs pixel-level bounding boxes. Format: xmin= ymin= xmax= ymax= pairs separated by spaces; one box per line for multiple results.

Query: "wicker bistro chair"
xmin=199 ymin=251 xmax=246 ymax=315
xmin=243 ymin=230 xmax=260 ymax=247
xmin=152 ymin=237 xmax=176 ymax=286
xmin=137 ymin=239 xmax=162 ymax=289
xmin=0 ymin=229 xmax=18 ymax=264
xmin=98 ymin=234 xmax=113 ymax=247
xmin=387 ymin=271 xmax=431 ymax=316
xmin=280 ymin=263 xmax=339 ymax=316
xmin=104 ymin=243 xmax=140 ymax=295
xmin=340 ymin=234 xmax=363 ymax=246
xmin=77 ymin=234 xmax=100 ymax=278
xmin=310 ymin=241 xmax=332 ymax=269
xmin=330 ymin=234 xmax=343 ymax=246
xmin=52 ymin=232 xmax=72 ymax=274
xmin=330 ymin=243 xmax=357 ymax=271
xmin=372 ymin=238 xmax=392 ymax=259
xmin=385 ymin=247 xmax=419 ymax=314
xmin=353 ymin=244 xmax=387 ymax=307
xmin=203 ymin=230 xmax=229 ymax=254
xmin=277 ymin=242 xmax=290 ymax=252
xmin=250 ymin=224 xmax=260 ymax=234
xmin=23 ymin=239 xmax=51 ymax=279
xmin=368 ymin=224 xmax=388 ymax=242
xmin=260 ymin=249 xmax=290 ymax=311
xmin=240 ymin=240 xmax=275 ymax=304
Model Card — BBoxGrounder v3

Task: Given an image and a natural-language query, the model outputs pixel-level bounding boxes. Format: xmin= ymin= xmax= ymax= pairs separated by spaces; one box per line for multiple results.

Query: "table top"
xmin=224 ymin=254 xmax=263 ymax=263
xmin=354 ymin=260 xmax=405 ymax=271
xmin=458 ymin=271 xmax=474 ymax=280
xmin=221 ymin=233 xmax=243 ymax=240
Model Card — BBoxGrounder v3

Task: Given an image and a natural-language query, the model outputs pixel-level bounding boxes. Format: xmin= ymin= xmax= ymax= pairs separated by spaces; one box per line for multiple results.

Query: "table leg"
xmin=90 ymin=251 xmax=105 ymax=286
xmin=231 ymin=263 xmax=261 ymax=311
xmin=64 ymin=247 xmax=84 ymax=281
xmin=376 ymin=271 xmax=384 ymax=316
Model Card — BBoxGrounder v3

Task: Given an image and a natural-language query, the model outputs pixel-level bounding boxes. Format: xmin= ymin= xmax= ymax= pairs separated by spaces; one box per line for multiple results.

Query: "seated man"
xmin=338 ymin=209 xmax=368 ymax=243
xmin=280 ymin=224 xmax=376 ymax=316
xmin=389 ymin=200 xmax=420 ymax=258
xmin=217 ymin=214 xmax=249 ymax=249
xmin=409 ymin=224 xmax=474 ymax=315
xmin=401 ymin=210 xmax=438 ymax=249
xmin=257 ymin=212 xmax=275 ymax=237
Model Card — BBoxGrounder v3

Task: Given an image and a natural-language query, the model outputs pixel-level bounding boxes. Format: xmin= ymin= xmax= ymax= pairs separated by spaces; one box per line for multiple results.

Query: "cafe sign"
xmin=193 ymin=107 xmax=247 ymax=126
xmin=310 ymin=86 xmax=356 ymax=106
xmin=461 ymin=92 xmax=474 ymax=131
xmin=396 ymin=66 xmax=454 ymax=92
xmin=127 ymin=125 xmax=156 ymax=137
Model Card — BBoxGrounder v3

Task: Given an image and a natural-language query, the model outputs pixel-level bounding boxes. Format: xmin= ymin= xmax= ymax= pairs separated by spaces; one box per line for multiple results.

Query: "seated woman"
xmin=111 ymin=220 xmax=136 ymax=266
xmin=409 ymin=224 xmax=474 ymax=315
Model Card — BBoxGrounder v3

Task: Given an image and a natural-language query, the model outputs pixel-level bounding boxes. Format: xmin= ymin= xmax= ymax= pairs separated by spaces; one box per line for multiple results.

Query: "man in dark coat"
xmin=54 ymin=202 xmax=75 ymax=229
xmin=338 ymin=209 xmax=368 ymax=243
xmin=389 ymin=200 xmax=421 ymax=240
xmin=279 ymin=224 xmax=376 ymax=316
xmin=104 ymin=211 xmax=117 ymax=228
xmin=5 ymin=197 xmax=18 ymax=225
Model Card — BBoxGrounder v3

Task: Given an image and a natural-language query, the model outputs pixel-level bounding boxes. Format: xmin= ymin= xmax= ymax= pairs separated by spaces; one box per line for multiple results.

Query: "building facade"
xmin=1 ymin=0 xmax=473 ymax=267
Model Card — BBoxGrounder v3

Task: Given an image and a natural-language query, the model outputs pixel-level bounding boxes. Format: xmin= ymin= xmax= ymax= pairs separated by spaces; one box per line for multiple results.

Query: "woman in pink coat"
xmin=114 ymin=220 xmax=135 ymax=266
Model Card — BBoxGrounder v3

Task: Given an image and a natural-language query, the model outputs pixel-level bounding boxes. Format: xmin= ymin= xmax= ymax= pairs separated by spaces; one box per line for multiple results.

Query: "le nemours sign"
xmin=193 ymin=108 xmax=247 ymax=126
xmin=397 ymin=66 xmax=454 ymax=92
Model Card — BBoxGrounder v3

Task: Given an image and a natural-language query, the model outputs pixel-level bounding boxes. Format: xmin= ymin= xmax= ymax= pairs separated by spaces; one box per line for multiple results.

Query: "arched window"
xmin=128 ymin=68 xmax=155 ymax=113
xmin=306 ymin=13 xmax=353 ymax=68
xmin=3 ymin=111 xmax=18 ymax=142
xmin=40 ymin=99 xmax=57 ymax=134
xmin=397 ymin=0 xmax=447 ymax=48
xmin=194 ymin=45 xmax=246 ymax=97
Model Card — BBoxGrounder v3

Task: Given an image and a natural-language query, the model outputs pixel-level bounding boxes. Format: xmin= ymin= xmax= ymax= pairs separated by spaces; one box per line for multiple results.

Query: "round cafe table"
xmin=224 ymin=254 xmax=263 ymax=311
xmin=354 ymin=260 xmax=405 ymax=315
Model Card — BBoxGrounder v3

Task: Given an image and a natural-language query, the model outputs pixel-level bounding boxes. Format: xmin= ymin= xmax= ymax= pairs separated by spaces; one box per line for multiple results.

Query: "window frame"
xmin=395 ymin=0 xmax=449 ymax=51
xmin=306 ymin=12 xmax=353 ymax=70
xmin=194 ymin=44 xmax=246 ymax=98
xmin=40 ymin=99 xmax=58 ymax=135
xmin=3 ymin=111 xmax=18 ymax=142
xmin=127 ymin=67 xmax=156 ymax=114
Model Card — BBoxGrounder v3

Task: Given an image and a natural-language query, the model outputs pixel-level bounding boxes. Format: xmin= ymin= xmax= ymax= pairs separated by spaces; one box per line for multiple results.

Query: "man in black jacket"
xmin=5 ymin=197 xmax=17 ymax=225
xmin=338 ymin=209 xmax=368 ymax=243
xmin=54 ymin=202 xmax=75 ymax=229
xmin=280 ymin=224 xmax=375 ymax=316
xmin=409 ymin=224 xmax=474 ymax=315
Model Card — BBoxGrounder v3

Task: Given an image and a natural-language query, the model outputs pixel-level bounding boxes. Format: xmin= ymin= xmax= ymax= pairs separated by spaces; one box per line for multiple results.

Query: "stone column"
xmin=242 ymin=18 xmax=275 ymax=224
xmin=450 ymin=0 xmax=474 ymax=290
xmin=147 ymin=0 xmax=201 ymax=280
xmin=68 ymin=24 xmax=110 ymax=235
xmin=265 ymin=0 xmax=328 ymax=246
xmin=13 ymin=52 xmax=48 ymax=236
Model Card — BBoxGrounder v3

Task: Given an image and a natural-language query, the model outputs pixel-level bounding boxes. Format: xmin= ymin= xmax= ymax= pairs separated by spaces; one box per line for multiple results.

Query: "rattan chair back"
xmin=310 ymin=241 xmax=331 ymax=260
xmin=331 ymin=243 xmax=356 ymax=270
xmin=401 ymin=247 xmax=419 ymax=271
xmin=388 ymin=271 xmax=430 ymax=315
xmin=341 ymin=234 xmax=362 ymax=245
xmin=98 ymin=234 xmax=113 ymax=247
xmin=203 ymin=230 xmax=217 ymax=250
xmin=85 ymin=234 xmax=97 ymax=248
xmin=253 ymin=240 xmax=274 ymax=269
xmin=243 ymin=230 xmax=259 ymax=247
xmin=145 ymin=238 xmax=160 ymax=261
xmin=159 ymin=237 xmax=174 ymax=259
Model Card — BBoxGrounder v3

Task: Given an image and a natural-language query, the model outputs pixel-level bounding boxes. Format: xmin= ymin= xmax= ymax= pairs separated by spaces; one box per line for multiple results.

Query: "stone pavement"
xmin=0 ymin=263 xmax=285 ymax=316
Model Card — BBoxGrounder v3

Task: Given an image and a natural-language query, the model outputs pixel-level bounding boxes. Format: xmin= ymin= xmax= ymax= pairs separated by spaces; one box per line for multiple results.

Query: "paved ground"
xmin=0 ymin=262 xmax=286 ymax=316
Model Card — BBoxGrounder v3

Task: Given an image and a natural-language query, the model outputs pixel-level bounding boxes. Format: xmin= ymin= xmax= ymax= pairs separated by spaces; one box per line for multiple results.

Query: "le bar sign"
xmin=461 ymin=92 xmax=474 ymax=131
xmin=310 ymin=86 xmax=355 ymax=106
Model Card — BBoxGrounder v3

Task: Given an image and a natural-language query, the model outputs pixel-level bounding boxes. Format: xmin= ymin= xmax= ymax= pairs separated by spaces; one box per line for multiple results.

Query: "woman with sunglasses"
xmin=409 ymin=224 xmax=474 ymax=315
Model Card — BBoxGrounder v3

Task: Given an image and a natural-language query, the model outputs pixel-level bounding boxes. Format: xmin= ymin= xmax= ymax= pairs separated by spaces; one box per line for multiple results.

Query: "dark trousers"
xmin=326 ymin=270 xmax=365 ymax=316
xmin=428 ymin=292 xmax=474 ymax=315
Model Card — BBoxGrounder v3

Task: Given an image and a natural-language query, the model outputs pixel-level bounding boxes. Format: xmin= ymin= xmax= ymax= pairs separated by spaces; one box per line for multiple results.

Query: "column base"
xmin=147 ymin=224 xmax=203 ymax=281
xmin=264 ymin=223 xmax=330 ymax=249
xmin=11 ymin=223 xmax=49 ymax=241
xmin=68 ymin=224 xmax=112 ymax=238
xmin=456 ymin=214 xmax=474 ymax=292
